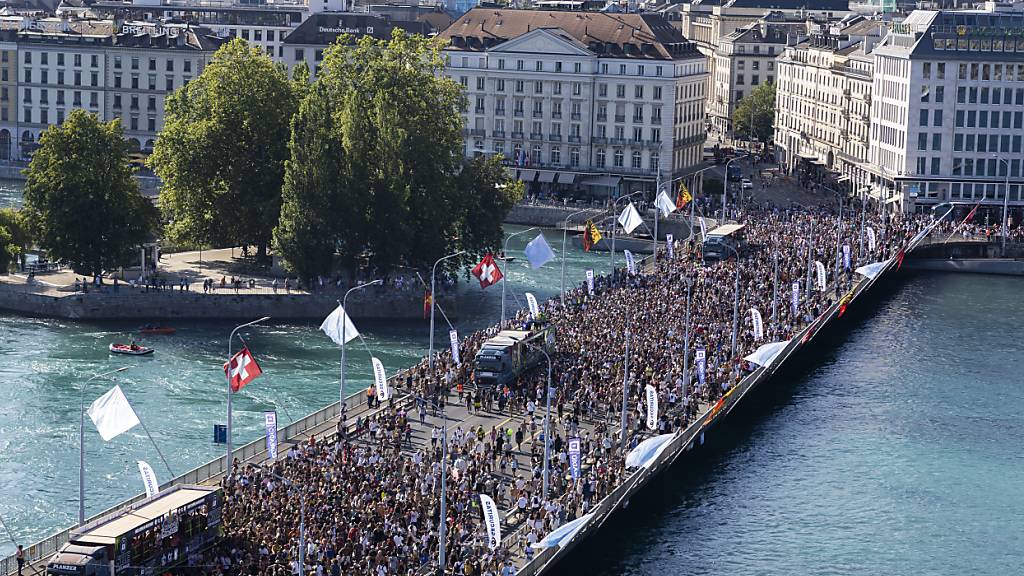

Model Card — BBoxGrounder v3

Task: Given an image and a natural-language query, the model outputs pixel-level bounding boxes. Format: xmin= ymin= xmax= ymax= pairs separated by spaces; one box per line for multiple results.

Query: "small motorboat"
xmin=109 ymin=343 xmax=154 ymax=356
xmin=139 ymin=325 xmax=176 ymax=335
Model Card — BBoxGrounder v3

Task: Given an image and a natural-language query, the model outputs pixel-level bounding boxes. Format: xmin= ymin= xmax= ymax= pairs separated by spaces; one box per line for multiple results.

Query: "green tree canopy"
xmin=274 ymin=31 xmax=522 ymax=279
xmin=150 ymin=38 xmax=298 ymax=259
xmin=733 ymin=82 xmax=776 ymax=144
xmin=0 ymin=208 xmax=31 ymax=273
xmin=22 ymin=110 xmax=156 ymax=276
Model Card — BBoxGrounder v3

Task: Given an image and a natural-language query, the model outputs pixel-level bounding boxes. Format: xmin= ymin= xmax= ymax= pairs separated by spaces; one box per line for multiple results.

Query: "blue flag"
xmin=696 ymin=347 xmax=706 ymax=387
xmin=568 ymin=438 xmax=581 ymax=480
xmin=524 ymin=233 xmax=555 ymax=269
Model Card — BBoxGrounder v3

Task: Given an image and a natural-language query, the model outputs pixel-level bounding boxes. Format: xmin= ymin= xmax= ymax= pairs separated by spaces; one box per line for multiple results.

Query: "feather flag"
xmin=750 ymin=308 xmax=764 ymax=341
xmin=866 ymin=227 xmax=877 ymax=252
xmin=645 ymin=384 xmax=658 ymax=430
xmin=480 ymin=494 xmax=502 ymax=549
xmin=138 ymin=460 xmax=159 ymax=498
xmin=623 ymin=249 xmax=636 ymax=275
xmin=815 ymin=261 xmax=827 ymax=292
xmin=371 ymin=357 xmax=390 ymax=401
xmin=525 ymin=292 xmax=540 ymax=318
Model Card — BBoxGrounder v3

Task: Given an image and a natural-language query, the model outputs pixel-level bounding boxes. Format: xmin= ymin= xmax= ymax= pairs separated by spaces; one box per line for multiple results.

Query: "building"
xmin=869 ymin=4 xmax=1024 ymax=212
xmin=775 ymin=16 xmax=887 ymax=195
xmin=0 ymin=34 xmax=16 ymax=160
xmin=438 ymin=8 xmax=708 ymax=197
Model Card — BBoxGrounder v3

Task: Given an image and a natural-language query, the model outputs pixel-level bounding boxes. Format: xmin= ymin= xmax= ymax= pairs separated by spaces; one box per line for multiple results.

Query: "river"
xmin=553 ymin=272 xmax=1024 ymax=576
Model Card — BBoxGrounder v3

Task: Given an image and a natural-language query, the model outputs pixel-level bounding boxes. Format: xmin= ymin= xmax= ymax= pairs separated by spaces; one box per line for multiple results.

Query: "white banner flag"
xmin=623 ymin=249 xmax=636 ymax=275
xmin=843 ymin=244 xmax=851 ymax=270
xmin=137 ymin=460 xmax=159 ymax=498
xmin=655 ymin=190 xmax=676 ymax=218
xmin=480 ymin=494 xmax=502 ymax=549
xmin=525 ymin=292 xmax=540 ymax=318
xmin=449 ymin=329 xmax=460 ymax=367
xmin=586 ymin=269 xmax=594 ymax=295
xmin=867 ymin=227 xmax=877 ymax=252
xmin=644 ymin=384 xmax=658 ymax=430
xmin=750 ymin=308 xmax=764 ymax=341
xmin=87 ymin=385 xmax=140 ymax=441
xmin=699 ymin=217 xmax=707 ymax=240
xmin=371 ymin=357 xmax=389 ymax=401
xmin=791 ymin=281 xmax=800 ymax=315
xmin=815 ymin=260 xmax=827 ymax=292
xmin=264 ymin=411 xmax=278 ymax=460
xmin=666 ymin=233 xmax=674 ymax=259
xmin=618 ymin=202 xmax=643 ymax=234
xmin=320 ymin=304 xmax=359 ymax=345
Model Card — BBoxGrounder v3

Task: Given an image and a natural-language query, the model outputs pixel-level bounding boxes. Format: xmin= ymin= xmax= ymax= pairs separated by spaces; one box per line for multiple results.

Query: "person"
xmin=16 ymin=545 xmax=23 ymax=575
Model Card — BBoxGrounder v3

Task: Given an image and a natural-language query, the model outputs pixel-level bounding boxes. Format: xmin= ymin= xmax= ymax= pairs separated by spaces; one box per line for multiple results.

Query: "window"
xmin=91 ymin=55 xmax=98 ymax=68
xmin=498 ymin=59 xmax=505 ymax=70
xmin=148 ymin=117 xmax=156 ymax=132
xmin=89 ymin=92 xmax=97 ymax=108
xmin=613 ymin=148 xmax=624 ymax=167
xmin=596 ymin=149 xmax=606 ymax=167
xmin=23 ymin=51 xmax=30 ymax=64
xmin=131 ymin=57 xmax=139 ymax=70
xmin=534 ymin=81 xmax=542 ymax=94
xmin=570 ymin=147 xmax=580 ymax=167
xmin=130 ymin=116 xmax=138 ymax=131
xmin=572 ymin=83 xmax=581 ymax=96
xmin=91 ymin=72 xmax=98 ymax=87
xmin=616 ymin=85 xmax=625 ymax=98
xmin=935 ymin=86 xmax=944 ymax=103
xmin=516 ymin=60 xmax=524 ymax=71
xmin=619 ymin=64 xmax=626 ymax=75
xmin=166 ymin=78 xmax=173 ymax=91
xmin=954 ymin=133 xmax=963 ymax=151
xmin=919 ymin=109 xmax=928 ymax=126
xmin=737 ymin=74 xmax=745 ymax=85
xmin=955 ymin=110 xmax=964 ymax=127
xmin=632 ymin=151 xmax=642 ymax=169
xmin=555 ymin=62 xmax=562 ymax=72
xmin=934 ymin=110 xmax=943 ymax=127
xmin=650 ymin=152 xmax=659 ymax=171
xmin=922 ymin=62 xmax=931 ymax=79
xmin=932 ymin=133 xmax=941 ymax=151
xmin=633 ymin=127 xmax=643 ymax=142
xmin=653 ymin=86 xmax=662 ymax=100
xmin=113 ymin=94 xmax=121 ymax=108
xmin=148 ymin=96 xmax=156 ymax=111
xmin=635 ymin=85 xmax=644 ymax=99
xmin=931 ymin=157 xmax=941 ymax=175
xmin=574 ymin=62 xmax=581 ymax=73
xmin=515 ymin=80 xmax=523 ymax=93
xmin=535 ymin=61 xmax=543 ymax=72
xmin=918 ymin=132 xmax=928 ymax=151
xmin=551 ymin=147 xmax=560 ymax=164
xmin=74 ymin=54 xmax=82 ymax=67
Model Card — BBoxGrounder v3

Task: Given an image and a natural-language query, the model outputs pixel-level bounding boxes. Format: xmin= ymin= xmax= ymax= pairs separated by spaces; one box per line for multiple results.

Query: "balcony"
xmin=650 ymin=117 xmax=662 ymax=125
xmin=548 ymin=134 xmax=562 ymax=142
xmin=511 ymin=131 xmax=524 ymax=139
xmin=571 ymin=112 xmax=581 ymax=120
xmin=591 ymin=137 xmax=608 ymax=144
xmin=530 ymin=132 xmax=544 ymax=140
xmin=614 ymin=115 xmax=625 ymax=123
xmin=568 ymin=135 xmax=581 ymax=143
xmin=492 ymin=130 xmax=506 ymax=138
xmin=610 ymin=138 xmax=627 ymax=145
xmin=551 ymin=112 xmax=562 ymax=119
xmin=533 ymin=110 xmax=544 ymax=118
xmin=475 ymin=107 xmax=485 ymax=114
xmin=495 ymin=108 xmax=506 ymax=116
xmin=597 ymin=114 xmax=608 ymax=122
xmin=468 ymin=129 xmax=486 ymax=137
xmin=514 ymin=110 xmax=524 ymax=117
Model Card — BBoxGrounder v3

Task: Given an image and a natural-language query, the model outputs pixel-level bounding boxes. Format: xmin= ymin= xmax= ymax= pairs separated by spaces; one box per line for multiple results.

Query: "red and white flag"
xmin=224 ymin=346 xmax=263 ymax=392
xmin=471 ymin=253 xmax=504 ymax=289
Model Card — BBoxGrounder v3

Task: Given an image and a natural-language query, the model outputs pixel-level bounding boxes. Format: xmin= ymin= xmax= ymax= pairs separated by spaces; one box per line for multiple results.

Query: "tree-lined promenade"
xmin=11 ymin=33 xmax=522 ymax=281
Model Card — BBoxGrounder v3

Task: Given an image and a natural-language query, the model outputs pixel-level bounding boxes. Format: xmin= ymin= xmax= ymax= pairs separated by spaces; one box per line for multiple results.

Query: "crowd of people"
xmin=206 ymin=201 xmax=940 ymax=576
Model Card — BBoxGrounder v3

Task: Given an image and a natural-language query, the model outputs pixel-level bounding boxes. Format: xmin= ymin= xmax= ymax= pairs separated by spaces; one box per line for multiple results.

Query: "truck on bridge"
xmin=473 ymin=323 xmax=555 ymax=390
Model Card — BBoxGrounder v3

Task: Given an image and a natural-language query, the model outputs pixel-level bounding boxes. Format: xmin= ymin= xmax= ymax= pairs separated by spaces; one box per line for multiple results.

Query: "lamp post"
xmin=995 ymin=156 xmax=1010 ymax=256
xmin=80 ymin=366 xmax=131 ymax=525
xmin=682 ymin=276 xmax=693 ymax=390
xmin=226 ymin=316 xmax=271 ymax=473
xmin=561 ymin=209 xmax=593 ymax=304
xmin=825 ymin=186 xmax=843 ymax=282
xmin=429 ymin=251 xmax=466 ymax=371
xmin=523 ymin=341 xmax=553 ymax=501
xmin=262 ymin=467 xmax=305 ymax=575
xmin=610 ymin=191 xmax=644 ymax=270
xmin=723 ymin=154 xmax=749 ymax=217
xmin=411 ymin=392 xmax=449 ymax=576
xmin=724 ymin=244 xmax=740 ymax=360
xmin=619 ymin=329 xmax=631 ymax=453
xmin=501 ymin=228 xmax=537 ymax=328
xmin=339 ymin=281 xmax=381 ymax=407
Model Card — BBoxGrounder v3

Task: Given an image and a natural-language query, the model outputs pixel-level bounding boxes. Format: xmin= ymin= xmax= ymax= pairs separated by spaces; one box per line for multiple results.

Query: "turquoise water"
xmin=0 ymin=225 xmax=616 ymax=554
xmin=0 ymin=179 xmax=22 ymax=209
xmin=556 ymin=272 xmax=1024 ymax=576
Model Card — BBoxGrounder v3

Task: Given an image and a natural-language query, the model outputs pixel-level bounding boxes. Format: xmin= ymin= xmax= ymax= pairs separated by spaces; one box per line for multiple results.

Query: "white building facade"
xmin=439 ymin=9 xmax=708 ymax=196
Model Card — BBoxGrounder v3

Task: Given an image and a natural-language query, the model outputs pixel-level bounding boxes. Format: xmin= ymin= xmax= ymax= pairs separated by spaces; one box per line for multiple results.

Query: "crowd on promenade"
xmin=207 ymin=202 xmax=938 ymax=576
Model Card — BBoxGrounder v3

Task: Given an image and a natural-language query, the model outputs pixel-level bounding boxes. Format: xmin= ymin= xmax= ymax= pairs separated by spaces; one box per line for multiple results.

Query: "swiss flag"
xmin=224 ymin=346 xmax=263 ymax=392
xmin=471 ymin=253 xmax=504 ymax=289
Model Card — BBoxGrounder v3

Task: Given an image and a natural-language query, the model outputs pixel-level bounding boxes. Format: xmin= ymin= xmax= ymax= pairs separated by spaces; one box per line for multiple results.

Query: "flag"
xmin=964 ymin=203 xmax=979 ymax=223
xmin=645 ymin=384 xmax=658 ymax=430
xmin=655 ymin=190 xmax=676 ymax=218
xmin=525 ymin=292 xmax=540 ymax=318
xmin=624 ymin=249 xmax=636 ymax=275
xmin=838 ymin=288 xmax=855 ymax=318
xmin=750 ymin=308 xmax=764 ymax=341
xmin=585 ymin=269 xmax=595 ymax=295
xmin=695 ymin=347 xmax=706 ymax=387
xmin=618 ymin=202 xmax=643 ymax=234
xmin=471 ymin=253 xmax=503 ymax=288
xmin=524 ymin=233 xmax=555 ymax=269
xmin=895 ymin=248 xmax=906 ymax=271
xmin=479 ymin=494 xmax=502 ymax=549
xmin=866 ymin=227 xmax=877 ymax=252
xmin=224 ymin=346 xmax=263 ymax=393
xmin=568 ymin=438 xmax=581 ymax=480
xmin=449 ymin=329 xmax=461 ymax=367
xmin=698 ymin=216 xmax=707 ymax=240
xmin=87 ymin=385 xmax=140 ymax=441
xmin=843 ymin=244 xmax=851 ymax=270
xmin=666 ymin=233 xmax=674 ymax=259
xmin=677 ymin=183 xmax=692 ymax=211
xmin=371 ymin=357 xmax=390 ymax=401
xmin=320 ymin=304 xmax=360 ymax=346
xmin=791 ymin=281 xmax=800 ymax=315
xmin=815 ymin=261 xmax=827 ymax=292
xmin=264 ymin=411 xmax=278 ymax=460
xmin=138 ymin=460 xmax=159 ymax=498
xmin=582 ymin=220 xmax=603 ymax=252
xmin=423 ymin=290 xmax=432 ymax=320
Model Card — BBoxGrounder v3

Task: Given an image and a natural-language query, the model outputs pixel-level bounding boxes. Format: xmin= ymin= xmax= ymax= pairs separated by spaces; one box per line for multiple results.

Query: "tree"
xmin=22 ymin=109 xmax=157 ymax=276
xmin=150 ymin=39 xmax=298 ymax=260
xmin=275 ymin=30 xmax=521 ymax=277
xmin=0 ymin=208 xmax=31 ymax=272
xmin=733 ymin=82 xmax=776 ymax=145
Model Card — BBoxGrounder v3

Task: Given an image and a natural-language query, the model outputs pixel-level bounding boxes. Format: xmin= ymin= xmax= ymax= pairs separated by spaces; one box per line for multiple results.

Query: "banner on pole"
xmin=867 ymin=227 xmax=877 ymax=252
xmin=699 ymin=217 xmax=707 ymax=240
xmin=843 ymin=244 xmax=851 ymax=270
xmin=750 ymin=308 xmax=764 ymax=341
xmin=525 ymin=292 xmax=540 ymax=318
xmin=645 ymin=385 xmax=658 ymax=430
xmin=480 ymin=494 xmax=502 ymax=549
xmin=371 ymin=357 xmax=390 ymax=401
xmin=666 ymin=233 xmax=674 ymax=259
xmin=138 ymin=460 xmax=159 ymax=498
xmin=449 ymin=329 xmax=460 ymax=367
xmin=792 ymin=281 xmax=800 ymax=315
xmin=624 ymin=250 xmax=636 ymax=275
xmin=815 ymin=261 xmax=827 ymax=292
xmin=586 ymin=269 xmax=595 ymax=295
xmin=696 ymin=347 xmax=706 ymax=387
xmin=264 ymin=411 xmax=278 ymax=459
xmin=568 ymin=438 xmax=581 ymax=480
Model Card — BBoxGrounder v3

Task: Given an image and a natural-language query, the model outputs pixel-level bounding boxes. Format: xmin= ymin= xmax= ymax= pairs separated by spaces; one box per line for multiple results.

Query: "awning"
xmin=579 ymin=175 xmax=621 ymax=188
xmin=517 ymin=170 xmax=537 ymax=182
xmin=556 ymin=172 xmax=577 ymax=184
xmin=537 ymin=171 xmax=557 ymax=183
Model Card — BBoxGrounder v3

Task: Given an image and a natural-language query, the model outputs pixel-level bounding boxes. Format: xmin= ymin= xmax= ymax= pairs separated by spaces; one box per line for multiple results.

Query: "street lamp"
xmin=995 ymin=156 xmax=1010 ymax=256
xmin=226 ymin=316 xmax=271 ymax=473
xmin=682 ymin=276 xmax=693 ymax=394
xmin=339 ymin=280 xmax=382 ymax=408
xmin=80 ymin=366 xmax=131 ymax=525
xmin=409 ymin=392 xmax=448 ymax=575
xmin=429 ymin=251 xmax=466 ymax=370
xmin=501 ymin=227 xmax=537 ymax=327
xmin=523 ymin=341 xmax=553 ymax=501
xmin=610 ymin=191 xmax=645 ymax=270
xmin=261 ymin=466 xmax=306 ymax=575
xmin=723 ymin=153 xmax=749 ymax=216
xmin=724 ymin=244 xmax=740 ymax=361
xmin=561 ymin=209 xmax=592 ymax=305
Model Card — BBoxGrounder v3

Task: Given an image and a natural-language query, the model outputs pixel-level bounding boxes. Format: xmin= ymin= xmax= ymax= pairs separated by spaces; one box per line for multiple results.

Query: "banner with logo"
xmin=750 ymin=308 xmax=764 ymax=341
xmin=624 ymin=249 xmax=636 ymax=275
xmin=791 ymin=281 xmax=800 ymax=315
xmin=525 ymin=292 xmax=540 ymax=318
xmin=586 ymin=269 xmax=595 ymax=295
xmin=449 ymin=329 xmax=460 ymax=367
xmin=699 ymin=217 xmax=707 ymax=240
xmin=666 ymin=233 xmax=674 ymax=259
xmin=480 ymin=494 xmax=502 ymax=549
xmin=264 ymin=411 xmax=278 ymax=460
xmin=371 ymin=357 xmax=389 ymax=401
xmin=696 ymin=347 xmax=706 ymax=387
xmin=644 ymin=385 xmax=658 ymax=430
xmin=568 ymin=438 xmax=581 ymax=480
xmin=138 ymin=460 xmax=159 ymax=498
xmin=867 ymin=227 xmax=877 ymax=252
xmin=815 ymin=261 xmax=827 ymax=292
xmin=842 ymin=244 xmax=851 ymax=270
